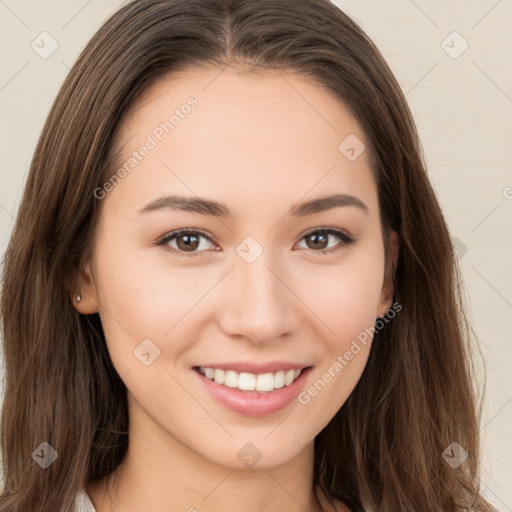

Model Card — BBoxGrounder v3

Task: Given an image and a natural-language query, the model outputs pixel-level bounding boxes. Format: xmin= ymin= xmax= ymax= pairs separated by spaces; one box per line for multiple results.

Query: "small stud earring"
xmin=76 ymin=294 xmax=82 ymax=302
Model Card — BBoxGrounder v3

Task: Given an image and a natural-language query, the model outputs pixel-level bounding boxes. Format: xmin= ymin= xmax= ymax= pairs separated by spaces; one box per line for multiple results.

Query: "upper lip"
xmin=193 ymin=361 xmax=312 ymax=374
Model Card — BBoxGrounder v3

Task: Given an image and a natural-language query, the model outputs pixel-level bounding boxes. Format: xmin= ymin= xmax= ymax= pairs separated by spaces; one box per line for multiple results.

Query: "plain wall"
xmin=0 ymin=0 xmax=510 ymax=508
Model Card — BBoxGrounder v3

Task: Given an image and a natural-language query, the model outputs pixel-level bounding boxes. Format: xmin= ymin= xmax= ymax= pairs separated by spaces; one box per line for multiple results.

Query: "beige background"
xmin=0 ymin=0 xmax=510 ymax=508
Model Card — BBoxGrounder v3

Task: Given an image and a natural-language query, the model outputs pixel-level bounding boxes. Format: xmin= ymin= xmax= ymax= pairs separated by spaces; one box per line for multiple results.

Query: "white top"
xmin=74 ymin=488 xmax=96 ymax=512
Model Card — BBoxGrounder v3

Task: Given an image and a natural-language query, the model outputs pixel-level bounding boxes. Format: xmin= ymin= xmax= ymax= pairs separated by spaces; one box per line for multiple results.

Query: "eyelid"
xmin=300 ymin=226 xmax=353 ymax=242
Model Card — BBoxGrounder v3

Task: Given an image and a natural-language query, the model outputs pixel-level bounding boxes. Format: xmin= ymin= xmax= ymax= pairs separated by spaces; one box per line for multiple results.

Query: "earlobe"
xmin=72 ymin=260 xmax=99 ymax=314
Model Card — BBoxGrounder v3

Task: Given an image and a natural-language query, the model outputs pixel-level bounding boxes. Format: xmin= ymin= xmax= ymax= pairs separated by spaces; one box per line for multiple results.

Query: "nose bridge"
xmin=218 ymin=243 xmax=296 ymax=344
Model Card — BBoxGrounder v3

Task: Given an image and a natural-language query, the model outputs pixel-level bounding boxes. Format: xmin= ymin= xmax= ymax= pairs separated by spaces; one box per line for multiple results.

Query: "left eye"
xmin=296 ymin=228 xmax=355 ymax=254
xmin=156 ymin=227 xmax=354 ymax=257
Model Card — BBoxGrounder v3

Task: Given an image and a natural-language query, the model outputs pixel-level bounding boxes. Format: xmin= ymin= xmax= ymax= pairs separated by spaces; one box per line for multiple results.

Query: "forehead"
xmin=108 ymin=64 xmax=378 ymax=219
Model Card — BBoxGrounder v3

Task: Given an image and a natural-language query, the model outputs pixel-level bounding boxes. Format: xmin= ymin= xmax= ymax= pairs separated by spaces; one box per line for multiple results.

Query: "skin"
xmin=75 ymin=63 xmax=399 ymax=512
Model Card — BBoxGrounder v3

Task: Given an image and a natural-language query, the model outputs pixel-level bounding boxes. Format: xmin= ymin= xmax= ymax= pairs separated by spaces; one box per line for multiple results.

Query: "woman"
xmin=0 ymin=0 xmax=494 ymax=511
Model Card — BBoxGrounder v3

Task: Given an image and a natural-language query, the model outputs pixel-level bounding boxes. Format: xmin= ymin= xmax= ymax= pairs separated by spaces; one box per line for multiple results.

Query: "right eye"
xmin=156 ymin=229 xmax=218 ymax=257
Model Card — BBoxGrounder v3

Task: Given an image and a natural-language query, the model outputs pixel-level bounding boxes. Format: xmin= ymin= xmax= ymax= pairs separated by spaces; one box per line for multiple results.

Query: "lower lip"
xmin=192 ymin=367 xmax=313 ymax=417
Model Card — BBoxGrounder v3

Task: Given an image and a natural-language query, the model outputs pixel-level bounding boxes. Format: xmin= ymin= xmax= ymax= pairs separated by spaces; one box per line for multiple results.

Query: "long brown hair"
xmin=0 ymin=1 xmax=493 ymax=510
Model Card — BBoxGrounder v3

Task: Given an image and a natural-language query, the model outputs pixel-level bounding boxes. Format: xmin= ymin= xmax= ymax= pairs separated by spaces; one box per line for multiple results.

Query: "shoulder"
xmin=74 ymin=488 xmax=97 ymax=512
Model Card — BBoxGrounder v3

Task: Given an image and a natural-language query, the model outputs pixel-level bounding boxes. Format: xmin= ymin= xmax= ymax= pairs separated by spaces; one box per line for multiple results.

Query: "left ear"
xmin=376 ymin=229 xmax=399 ymax=317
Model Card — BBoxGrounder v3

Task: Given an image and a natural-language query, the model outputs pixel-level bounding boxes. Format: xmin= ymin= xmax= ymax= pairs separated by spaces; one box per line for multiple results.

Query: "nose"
xmin=217 ymin=251 xmax=299 ymax=346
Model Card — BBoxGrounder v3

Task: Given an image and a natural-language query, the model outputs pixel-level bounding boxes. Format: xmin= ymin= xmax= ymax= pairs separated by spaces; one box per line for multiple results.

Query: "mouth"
xmin=191 ymin=364 xmax=314 ymax=417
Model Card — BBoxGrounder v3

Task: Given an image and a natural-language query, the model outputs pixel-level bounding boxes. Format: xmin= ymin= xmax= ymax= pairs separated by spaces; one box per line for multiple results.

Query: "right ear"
xmin=71 ymin=260 xmax=100 ymax=314
xmin=377 ymin=229 xmax=400 ymax=316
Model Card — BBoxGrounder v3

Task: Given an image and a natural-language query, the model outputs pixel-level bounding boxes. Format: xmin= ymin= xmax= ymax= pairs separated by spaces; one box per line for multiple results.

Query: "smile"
xmin=196 ymin=366 xmax=304 ymax=393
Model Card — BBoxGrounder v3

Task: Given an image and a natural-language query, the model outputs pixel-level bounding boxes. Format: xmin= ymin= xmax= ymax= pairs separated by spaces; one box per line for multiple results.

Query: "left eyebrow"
xmin=137 ymin=193 xmax=369 ymax=218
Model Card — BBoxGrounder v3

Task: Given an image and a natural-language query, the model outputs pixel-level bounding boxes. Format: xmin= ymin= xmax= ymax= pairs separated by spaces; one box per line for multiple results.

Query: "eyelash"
xmin=155 ymin=227 xmax=355 ymax=258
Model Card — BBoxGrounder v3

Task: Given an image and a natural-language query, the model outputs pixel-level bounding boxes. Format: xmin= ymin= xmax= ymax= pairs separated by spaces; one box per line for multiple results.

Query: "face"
xmin=76 ymin=64 xmax=398 ymax=470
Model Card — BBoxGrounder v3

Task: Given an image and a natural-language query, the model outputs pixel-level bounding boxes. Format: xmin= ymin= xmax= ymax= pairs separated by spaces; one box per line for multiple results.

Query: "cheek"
xmin=296 ymin=250 xmax=385 ymax=342
xmin=291 ymin=253 xmax=383 ymax=417
xmin=92 ymin=234 xmax=218 ymax=369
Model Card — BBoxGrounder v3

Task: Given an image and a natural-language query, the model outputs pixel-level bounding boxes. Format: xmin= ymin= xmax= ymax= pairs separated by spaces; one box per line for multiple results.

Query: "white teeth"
xmin=274 ymin=371 xmax=285 ymax=389
xmin=197 ymin=366 xmax=305 ymax=392
xmin=224 ymin=370 xmax=238 ymax=388
xmin=213 ymin=369 xmax=225 ymax=385
xmin=256 ymin=373 xmax=274 ymax=392
xmin=238 ymin=372 xmax=256 ymax=391
xmin=284 ymin=369 xmax=295 ymax=386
